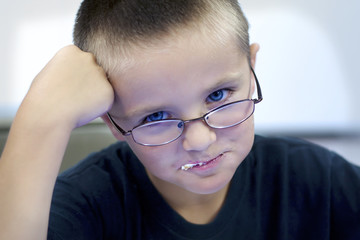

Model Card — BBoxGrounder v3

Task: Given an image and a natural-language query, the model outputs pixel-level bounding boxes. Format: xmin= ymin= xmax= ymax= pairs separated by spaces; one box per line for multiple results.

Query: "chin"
xmin=182 ymin=174 xmax=232 ymax=195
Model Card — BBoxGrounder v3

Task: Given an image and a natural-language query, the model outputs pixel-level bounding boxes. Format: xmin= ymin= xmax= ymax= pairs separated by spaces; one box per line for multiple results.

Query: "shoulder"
xmin=246 ymin=135 xmax=360 ymax=189
xmin=54 ymin=141 xmax=143 ymax=200
xmin=251 ymin=135 xmax=339 ymax=166
xmin=49 ymin=141 xmax=143 ymax=239
xmin=56 ymin=141 xmax=142 ymax=190
xmin=60 ymin=141 xmax=137 ymax=177
xmin=253 ymin=134 xmax=332 ymax=155
xmin=237 ymin=136 xmax=360 ymax=239
xmin=248 ymin=135 xmax=360 ymax=191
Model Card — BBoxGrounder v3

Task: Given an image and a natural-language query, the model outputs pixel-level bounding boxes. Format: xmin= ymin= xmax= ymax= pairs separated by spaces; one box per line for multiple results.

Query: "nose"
xmin=182 ymin=120 xmax=216 ymax=151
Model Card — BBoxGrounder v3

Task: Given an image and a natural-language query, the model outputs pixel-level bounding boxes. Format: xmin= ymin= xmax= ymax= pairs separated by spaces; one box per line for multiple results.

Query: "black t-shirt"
xmin=48 ymin=135 xmax=360 ymax=239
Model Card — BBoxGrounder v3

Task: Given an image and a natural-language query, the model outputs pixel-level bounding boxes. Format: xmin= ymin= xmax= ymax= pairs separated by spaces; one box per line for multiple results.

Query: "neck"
xmin=147 ymin=172 xmax=230 ymax=224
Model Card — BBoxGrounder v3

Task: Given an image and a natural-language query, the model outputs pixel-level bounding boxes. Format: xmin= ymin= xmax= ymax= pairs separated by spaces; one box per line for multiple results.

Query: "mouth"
xmin=180 ymin=154 xmax=223 ymax=171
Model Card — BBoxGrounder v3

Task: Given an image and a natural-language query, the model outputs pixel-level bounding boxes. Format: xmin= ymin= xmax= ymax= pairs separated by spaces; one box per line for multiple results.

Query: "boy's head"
xmin=72 ymin=0 xmax=260 ymax=196
xmin=73 ymin=0 xmax=250 ymax=74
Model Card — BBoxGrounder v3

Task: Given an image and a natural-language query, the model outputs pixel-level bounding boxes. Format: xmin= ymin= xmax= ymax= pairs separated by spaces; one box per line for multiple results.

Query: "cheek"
xmin=127 ymin=141 xmax=177 ymax=171
xmin=220 ymin=116 xmax=254 ymax=142
xmin=217 ymin=116 xmax=255 ymax=160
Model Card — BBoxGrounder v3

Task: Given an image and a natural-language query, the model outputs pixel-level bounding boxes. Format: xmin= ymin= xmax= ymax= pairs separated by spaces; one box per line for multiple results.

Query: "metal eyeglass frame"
xmin=107 ymin=67 xmax=263 ymax=146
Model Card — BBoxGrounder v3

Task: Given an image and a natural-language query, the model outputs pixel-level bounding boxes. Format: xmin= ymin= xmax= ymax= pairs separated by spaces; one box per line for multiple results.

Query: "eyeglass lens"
xmin=206 ymin=100 xmax=254 ymax=128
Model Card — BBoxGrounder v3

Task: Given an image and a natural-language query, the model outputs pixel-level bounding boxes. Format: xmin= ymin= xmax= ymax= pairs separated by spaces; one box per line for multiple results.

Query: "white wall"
xmin=1 ymin=0 xmax=359 ymax=135
xmin=0 ymin=0 xmax=82 ymax=125
xmin=240 ymin=0 xmax=360 ymax=134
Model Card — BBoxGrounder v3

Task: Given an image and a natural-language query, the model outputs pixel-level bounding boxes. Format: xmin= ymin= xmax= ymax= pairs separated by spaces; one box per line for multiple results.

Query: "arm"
xmin=0 ymin=45 xmax=114 ymax=240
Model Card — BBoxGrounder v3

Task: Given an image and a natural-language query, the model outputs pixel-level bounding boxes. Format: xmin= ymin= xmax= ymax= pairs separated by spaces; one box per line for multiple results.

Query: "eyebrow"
xmin=123 ymin=71 xmax=248 ymax=121
xmin=204 ymin=71 xmax=246 ymax=94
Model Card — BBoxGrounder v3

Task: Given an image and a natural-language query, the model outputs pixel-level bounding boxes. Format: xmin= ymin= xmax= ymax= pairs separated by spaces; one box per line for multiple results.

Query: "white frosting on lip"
xmin=181 ymin=162 xmax=205 ymax=171
xmin=181 ymin=154 xmax=223 ymax=171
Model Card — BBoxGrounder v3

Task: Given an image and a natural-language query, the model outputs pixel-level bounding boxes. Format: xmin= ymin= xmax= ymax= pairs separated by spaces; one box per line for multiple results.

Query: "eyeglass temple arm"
xmin=250 ymin=67 xmax=263 ymax=104
xmin=106 ymin=112 xmax=128 ymax=135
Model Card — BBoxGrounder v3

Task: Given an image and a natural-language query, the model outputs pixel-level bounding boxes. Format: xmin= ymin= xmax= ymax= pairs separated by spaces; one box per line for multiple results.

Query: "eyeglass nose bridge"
xmin=177 ymin=114 xmax=211 ymax=130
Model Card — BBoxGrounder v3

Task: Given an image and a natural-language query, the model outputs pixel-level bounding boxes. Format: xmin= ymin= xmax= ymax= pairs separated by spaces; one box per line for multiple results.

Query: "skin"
xmin=0 ymin=46 xmax=113 ymax=239
xmin=0 ymin=26 xmax=259 ymax=238
xmin=103 ymin=31 xmax=259 ymax=223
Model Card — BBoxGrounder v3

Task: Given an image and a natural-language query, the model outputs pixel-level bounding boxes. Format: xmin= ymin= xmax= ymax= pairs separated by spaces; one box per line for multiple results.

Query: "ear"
xmin=249 ymin=43 xmax=260 ymax=69
xmin=101 ymin=114 xmax=126 ymax=141
xmin=249 ymin=43 xmax=260 ymax=95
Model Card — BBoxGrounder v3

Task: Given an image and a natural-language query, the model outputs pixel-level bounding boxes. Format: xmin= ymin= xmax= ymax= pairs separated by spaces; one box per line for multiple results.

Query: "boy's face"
xmin=105 ymin=30 xmax=257 ymax=195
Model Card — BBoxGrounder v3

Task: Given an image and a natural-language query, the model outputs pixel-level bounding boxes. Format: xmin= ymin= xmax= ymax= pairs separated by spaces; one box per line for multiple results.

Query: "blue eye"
xmin=207 ymin=89 xmax=228 ymax=102
xmin=145 ymin=111 xmax=169 ymax=122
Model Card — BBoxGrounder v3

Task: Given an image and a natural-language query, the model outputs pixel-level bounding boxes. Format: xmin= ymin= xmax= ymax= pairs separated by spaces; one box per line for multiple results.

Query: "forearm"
xmin=0 ymin=45 xmax=113 ymax=239
xmin=0 ymin=103 xmax=73 ymax=240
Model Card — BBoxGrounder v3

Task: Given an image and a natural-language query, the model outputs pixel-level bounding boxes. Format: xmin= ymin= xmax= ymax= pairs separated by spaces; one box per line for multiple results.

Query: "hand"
xmin=22 ymin=45 xmax=114 ymax=129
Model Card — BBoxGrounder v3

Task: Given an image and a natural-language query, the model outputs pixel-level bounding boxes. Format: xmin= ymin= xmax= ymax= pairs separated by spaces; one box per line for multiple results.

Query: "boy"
xmin=0 ymin=0 xmax=359 ymax=239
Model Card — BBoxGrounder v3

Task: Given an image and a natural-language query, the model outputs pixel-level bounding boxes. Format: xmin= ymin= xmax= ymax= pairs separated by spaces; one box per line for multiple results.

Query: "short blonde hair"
xmin=73 ymin=0 xmax=250 ymax=74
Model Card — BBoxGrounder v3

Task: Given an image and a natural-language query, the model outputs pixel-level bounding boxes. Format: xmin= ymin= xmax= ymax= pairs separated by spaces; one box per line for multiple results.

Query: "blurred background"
xmin=0 ymin=0 xmax=359 ymax=172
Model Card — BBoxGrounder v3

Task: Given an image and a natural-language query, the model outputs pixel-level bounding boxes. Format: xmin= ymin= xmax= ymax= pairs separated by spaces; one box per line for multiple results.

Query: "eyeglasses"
xmin=107 ymin=67 xmax=263 ymax=146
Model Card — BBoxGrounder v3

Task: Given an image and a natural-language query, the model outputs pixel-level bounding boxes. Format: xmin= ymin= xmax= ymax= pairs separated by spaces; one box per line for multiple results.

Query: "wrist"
xmin=16 ymin=95 xmax=78 ymax=134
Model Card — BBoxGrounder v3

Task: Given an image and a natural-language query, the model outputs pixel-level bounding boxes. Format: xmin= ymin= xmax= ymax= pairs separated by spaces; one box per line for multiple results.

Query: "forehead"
xmin=108 ymin=30 xmax=249 ymax=119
